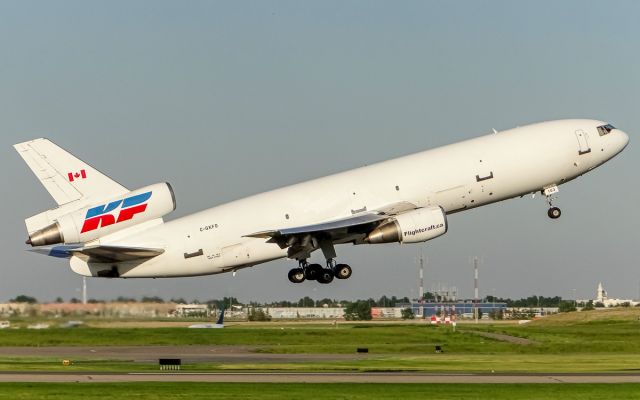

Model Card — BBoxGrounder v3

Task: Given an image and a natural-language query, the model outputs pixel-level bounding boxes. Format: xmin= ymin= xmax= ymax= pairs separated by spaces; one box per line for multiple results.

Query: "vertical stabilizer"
xmin=215 ymin=307 xmax=225 ymax=327
xmin=14 ymin=138 xmax=129 ymax=206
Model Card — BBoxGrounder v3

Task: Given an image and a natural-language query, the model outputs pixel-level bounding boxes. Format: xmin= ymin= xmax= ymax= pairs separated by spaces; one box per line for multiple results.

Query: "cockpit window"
xmin=597 ymin=124 xmax=615 ymax=136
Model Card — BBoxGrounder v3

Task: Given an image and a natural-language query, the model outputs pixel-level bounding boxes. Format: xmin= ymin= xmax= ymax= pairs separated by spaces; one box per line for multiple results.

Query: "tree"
xmin=248 ymin=308 xmax=271 ymax=321
xmin=559 ymin=301 xmax=577 ymax=313
xmin=582 ymin=300 xmax=595 ymax=311
xmin=205 ymin=297 xmax=240 ymax=310
xmin=401 ymin=307 xmax=415 ymax=320
xmin=344 ymin=301 xmax=372 ymax=321
xmin=378 ymin=295 xmax=390 ymax=307
xmin=115 ymin=296 xmax=137 ymax=303
xmin=141 ymin=296 xmax=164 ymax=303
xmin=315 ymin=298 xmax=334 ymax=308
xmin=10 ymin=295 xmax=37 ymax=304
xmin=424 ymin=292 xmax=437 ymax=302
xmin=299 ymin=296 xmax=314 ymax=308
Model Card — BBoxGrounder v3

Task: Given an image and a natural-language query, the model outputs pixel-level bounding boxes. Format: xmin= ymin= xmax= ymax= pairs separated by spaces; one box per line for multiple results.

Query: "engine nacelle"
xmin=26 ymin=182 xmax=176 ymax=246
xmin=366 ymin=206 xmax=447 ymax=244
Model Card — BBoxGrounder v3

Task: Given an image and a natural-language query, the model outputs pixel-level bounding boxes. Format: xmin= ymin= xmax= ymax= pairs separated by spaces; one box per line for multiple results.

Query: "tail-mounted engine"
xmin=366 ymin=206 xmax=447 ymax=244
xmin=26 ymin=182 xmax=176 ymax=246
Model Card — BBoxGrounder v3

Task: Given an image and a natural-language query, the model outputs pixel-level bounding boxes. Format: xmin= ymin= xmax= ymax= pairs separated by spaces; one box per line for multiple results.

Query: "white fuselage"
xmin=71 ymin=119 xmax=629 ymax=277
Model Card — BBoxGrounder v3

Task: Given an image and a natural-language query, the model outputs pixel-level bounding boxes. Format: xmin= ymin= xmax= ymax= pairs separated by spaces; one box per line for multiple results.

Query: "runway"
xmin=3 ymin=346 xmax=639 ymax=384
xmin=0 ymin=346 xmax=365 ymax=363
xmin=2 ymin=372 xmax=640 ymax=383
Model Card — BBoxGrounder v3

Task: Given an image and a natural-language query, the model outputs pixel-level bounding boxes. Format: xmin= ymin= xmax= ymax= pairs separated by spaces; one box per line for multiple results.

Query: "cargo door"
xmin=575 ymin=130 xmax=591 ymax=155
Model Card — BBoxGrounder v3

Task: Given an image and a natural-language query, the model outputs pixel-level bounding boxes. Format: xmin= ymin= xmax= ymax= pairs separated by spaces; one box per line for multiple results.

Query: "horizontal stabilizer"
xmin=29 ymin=244 xmax=164 ymax=263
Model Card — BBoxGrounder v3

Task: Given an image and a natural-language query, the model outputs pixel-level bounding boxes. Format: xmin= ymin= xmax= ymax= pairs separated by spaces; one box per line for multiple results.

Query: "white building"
xmin=266 ymin=307 xmax=344 ymax=319
xmin=173 ymin=304 xmax=210 ymax=317
xmin=578 ymin=282 xmax=639 ymax=307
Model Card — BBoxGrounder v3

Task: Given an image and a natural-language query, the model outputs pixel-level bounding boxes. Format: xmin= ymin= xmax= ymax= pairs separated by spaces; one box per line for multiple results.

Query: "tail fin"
xmin=14 ymin=138 xmax=129 ymax=206
xmin=216 ymin=307 xmax=225 ymax=326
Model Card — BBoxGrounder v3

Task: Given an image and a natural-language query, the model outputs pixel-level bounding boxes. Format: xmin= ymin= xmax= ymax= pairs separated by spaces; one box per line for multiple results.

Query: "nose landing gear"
xmin=543 ymin=185 xmax=561 ymax=219
xmin=548 ymin=206 xmax=561 ymax=219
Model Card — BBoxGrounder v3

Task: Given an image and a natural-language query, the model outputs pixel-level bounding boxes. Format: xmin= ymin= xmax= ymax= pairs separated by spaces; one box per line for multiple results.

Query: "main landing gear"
xmin=287 ymin=259 xmax=352 ymax=284
xmin=543 ymin=185 xmax=561 ymax=219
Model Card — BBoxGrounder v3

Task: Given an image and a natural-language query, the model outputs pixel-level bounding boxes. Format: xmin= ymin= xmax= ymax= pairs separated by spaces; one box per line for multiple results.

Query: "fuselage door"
xmin=575 ymin=130 xmax=591 ymax=155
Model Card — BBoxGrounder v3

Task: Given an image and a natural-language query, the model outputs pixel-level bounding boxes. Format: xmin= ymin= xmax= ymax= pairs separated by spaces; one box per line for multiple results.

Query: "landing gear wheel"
xmin=288 ymin=268 xmax=305 ymax=283
xmin=317 ymin=269 xmax=334 ymax=284
xmin=334 ymin=264 xmax=352 ymax=280
xmin=548 ymin=207 xmax=561 ymax=219
xmin=305 ymin=263 xmax=323 ymax=281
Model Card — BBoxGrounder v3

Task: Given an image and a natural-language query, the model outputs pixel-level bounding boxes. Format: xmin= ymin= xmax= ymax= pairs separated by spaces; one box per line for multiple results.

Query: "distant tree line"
xmin=9 ymin=293 xmax=634 ymax=313
xmin=5 ymin=294 xmax=413 ymax=309
xmin=483 ymin=295 xmax=564 ymax=308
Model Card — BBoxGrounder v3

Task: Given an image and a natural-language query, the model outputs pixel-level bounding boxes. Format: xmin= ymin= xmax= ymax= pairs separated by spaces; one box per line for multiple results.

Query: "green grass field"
xmin=1 ymin=383 xmax=640 ymax=400
xmin=0 ymin=324 xmax=520 ymax=353
xmin=3 ymin=315 xmax=640 ymax=354
xmin=2 ymin=309 xmax=640 ymax=374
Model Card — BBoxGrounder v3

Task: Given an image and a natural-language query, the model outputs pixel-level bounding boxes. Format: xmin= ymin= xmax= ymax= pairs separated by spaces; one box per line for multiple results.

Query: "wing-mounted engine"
xmin=365 ymin=206 xmax=447 ymax=244
xmin=26 ymin=182 xmax=176 ymax=246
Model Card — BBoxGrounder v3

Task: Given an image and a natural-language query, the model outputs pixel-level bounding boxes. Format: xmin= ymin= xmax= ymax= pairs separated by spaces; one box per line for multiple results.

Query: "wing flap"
xmin=244 ymin=202 xmax=419 ymax=260
xmin=245 ymin=201 xmax=418 ymax=240
xmin=245 ymin=213 xmax=388 ymax=239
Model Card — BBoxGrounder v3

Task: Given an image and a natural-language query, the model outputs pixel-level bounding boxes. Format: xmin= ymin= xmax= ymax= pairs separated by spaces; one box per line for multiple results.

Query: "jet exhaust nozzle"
xmin=26 ymin=222 xmax=64 ymax=247
xmin=366 ymin=221 xmax=401 ymax=244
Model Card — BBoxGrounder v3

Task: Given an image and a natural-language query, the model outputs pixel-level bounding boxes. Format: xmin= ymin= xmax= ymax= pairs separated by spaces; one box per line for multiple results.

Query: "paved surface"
xmin=463 ymin=331 xmax=537 ymax=345
xmin=1 ymin=372 xmax=640 ymax=383
xmin=0 ymin=346 xmax=367 ymax=363
xmin=3 ymin=345 xmax=639 ymax=384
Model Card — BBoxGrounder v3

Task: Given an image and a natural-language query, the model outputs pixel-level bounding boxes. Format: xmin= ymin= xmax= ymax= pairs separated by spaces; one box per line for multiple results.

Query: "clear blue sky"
xmin=1 ymin=1 xmax=638 ymax=303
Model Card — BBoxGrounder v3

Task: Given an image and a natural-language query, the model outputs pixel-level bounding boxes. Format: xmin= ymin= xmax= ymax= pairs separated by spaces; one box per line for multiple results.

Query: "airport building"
xmin=403 ymin=301 xmax=507 ymax=318
xmin=265 ymin=307 xmax=344 ymax=319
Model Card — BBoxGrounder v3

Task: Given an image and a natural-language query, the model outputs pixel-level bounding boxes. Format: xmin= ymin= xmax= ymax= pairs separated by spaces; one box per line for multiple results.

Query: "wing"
xmin=14 ymin=138 xmax=129 ymax=206
xmin=30 ymin=244 xmax=164 ymax=263
xmin=245 ymin=201 xmax=418 ymax=260
xmin=246 ymin=213 xmax=388 ymax=239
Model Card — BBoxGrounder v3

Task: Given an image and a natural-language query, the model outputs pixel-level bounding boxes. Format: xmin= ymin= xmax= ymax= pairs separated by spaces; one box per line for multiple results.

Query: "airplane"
xmin=189 ymin=308 xmax=225 ymax=329
xmin=14 ymin=119 xmax=628 ymax=284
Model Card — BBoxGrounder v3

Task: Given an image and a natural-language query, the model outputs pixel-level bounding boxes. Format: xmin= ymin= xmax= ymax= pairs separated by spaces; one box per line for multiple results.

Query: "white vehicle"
xmin=15 ymin=119 xmax=628 ymax=284
xmin=0 ymin=321 xmax=10 ymax=329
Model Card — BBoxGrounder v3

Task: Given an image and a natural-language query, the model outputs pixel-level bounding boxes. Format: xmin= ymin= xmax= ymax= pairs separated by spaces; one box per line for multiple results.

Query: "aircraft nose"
xmin=616 ymin=129 xmax=630 ymax=151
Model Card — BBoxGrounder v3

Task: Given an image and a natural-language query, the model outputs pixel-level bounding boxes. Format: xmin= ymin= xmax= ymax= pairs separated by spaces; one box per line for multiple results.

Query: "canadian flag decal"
xmin=68 ymin=170 xmax=87 ymax=182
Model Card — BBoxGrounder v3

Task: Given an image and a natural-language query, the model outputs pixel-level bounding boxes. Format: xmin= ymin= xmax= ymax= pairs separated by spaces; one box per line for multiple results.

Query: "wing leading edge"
xmin=245 ymin=201 xmax=418 ymax=260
